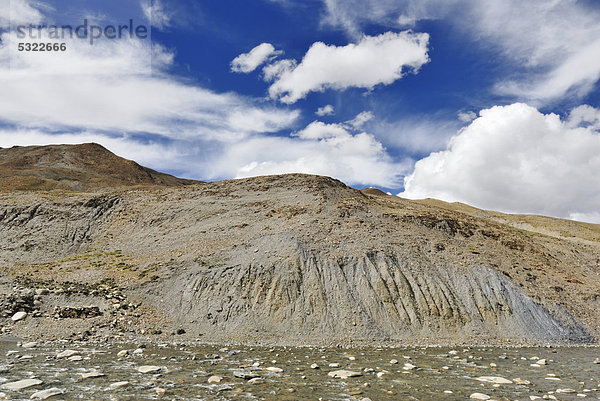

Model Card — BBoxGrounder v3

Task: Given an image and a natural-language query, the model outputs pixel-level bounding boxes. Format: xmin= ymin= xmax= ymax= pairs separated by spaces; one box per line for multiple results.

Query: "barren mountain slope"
xmin=1 ymin=172 xmax=599 ymax=346
xmin=0 ymin=143 xmax=196 ymax=191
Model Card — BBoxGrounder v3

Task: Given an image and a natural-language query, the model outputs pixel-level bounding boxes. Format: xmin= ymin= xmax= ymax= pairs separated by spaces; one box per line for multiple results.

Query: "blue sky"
xmin=1 ymin=0 xmax=600 ymax=222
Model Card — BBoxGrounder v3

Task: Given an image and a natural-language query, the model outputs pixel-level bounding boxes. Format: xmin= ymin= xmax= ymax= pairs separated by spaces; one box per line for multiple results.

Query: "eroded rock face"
xmin=162 ymin=246 xmax=591 ymax=345
xmin=0 ymin=195 xmax=122 ymax=264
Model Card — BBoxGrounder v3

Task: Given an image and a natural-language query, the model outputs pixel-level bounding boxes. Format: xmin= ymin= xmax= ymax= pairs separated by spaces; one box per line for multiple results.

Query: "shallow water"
xmin=0 ymin=341 xmax=599 ymax=400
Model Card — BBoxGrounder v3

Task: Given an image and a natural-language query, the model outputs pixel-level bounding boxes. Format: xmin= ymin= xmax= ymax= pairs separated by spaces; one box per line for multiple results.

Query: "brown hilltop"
xmin=360 ymin=187 xmax=389 ymax=196
xmin=0 ymin=143 xmax=197 ymax=191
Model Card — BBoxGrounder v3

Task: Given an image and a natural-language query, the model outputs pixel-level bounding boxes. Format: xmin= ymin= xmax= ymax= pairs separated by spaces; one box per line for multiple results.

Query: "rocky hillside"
xmin=0 ymin=143 xmax=196 ymax=191
xmin=1 ymin=146 xmax=599 ymax=346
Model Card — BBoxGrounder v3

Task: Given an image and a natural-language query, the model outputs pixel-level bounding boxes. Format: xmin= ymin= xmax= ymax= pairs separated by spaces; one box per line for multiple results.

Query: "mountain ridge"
xmin=0 ymin=144 xmax=599 ymax=346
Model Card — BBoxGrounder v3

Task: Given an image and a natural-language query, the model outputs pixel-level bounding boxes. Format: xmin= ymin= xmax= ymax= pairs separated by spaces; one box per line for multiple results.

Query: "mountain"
xmin=1 ymin=144 xmax=599 ymax=346
xmin=0 ymin=143 xmax=196 ymax=191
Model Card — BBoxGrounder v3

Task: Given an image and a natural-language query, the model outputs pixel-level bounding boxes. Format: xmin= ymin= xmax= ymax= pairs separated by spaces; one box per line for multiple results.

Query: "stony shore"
xmin=1 ymin=338 xmax=599 ymax=400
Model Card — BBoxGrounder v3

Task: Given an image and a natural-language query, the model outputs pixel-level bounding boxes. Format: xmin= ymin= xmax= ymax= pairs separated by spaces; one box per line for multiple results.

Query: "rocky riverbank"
xmin=1 ymin=339 xmax=599 ymax=400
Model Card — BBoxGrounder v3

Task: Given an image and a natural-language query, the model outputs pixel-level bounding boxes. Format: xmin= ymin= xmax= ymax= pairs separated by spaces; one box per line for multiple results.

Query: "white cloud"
xmin=231 ymin=43 xmax=283 ymax=74
xmin=347 ymin=111 xmax=374 ymax=128
xmin=315 ymin=104 xmax=335 ymax=116
xmin=458 ymin=111 xmax=477 ymax=123
xmin=319 ymin=0 xmax=600 ymax=103
xmin=0 ymin=0 xmax=45 ymax=28
xmin=0 ymin=2 xmax=407 ymax=189
xmin=213 ymin=121 xmax=409 ymax=187
xmin=465 ymin=1 xmax=600 ymax=69
xmin=566 ymin=104 xmax=600 ymax=130
xmin=402 ymin=103 xmax=600 ymax=223
xmin=569 ymin=212 xmax=600 ymax=225
xmin=267 ymin=31 xmax=430 ymax=103
xmin=0 ymin=29 xmax=298 ymax=140
xmin=226 ymin=107 xmax=300 ymax=135
xmin=0 ymin=3 xmax=306 ymax=182
xmin=3 ymin=31 xmax=161 ymax=76
xmin=321 ymin=0 xmax=456 ymax=39
xmin=141 ymin=0 xmax=172 ymax=29
xmin=294 ymin=121 xmax=348 ymax=140
xmin=262 ymin=58 xmax=296 ymax=81
xmin=494 ymin=37 xmax=600 ymax=103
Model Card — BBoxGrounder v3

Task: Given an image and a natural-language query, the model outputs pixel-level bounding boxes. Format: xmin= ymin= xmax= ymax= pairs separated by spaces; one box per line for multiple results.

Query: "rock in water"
xmin=207 ymin=376 xmax=222 ymax=384
xmin=56 ymin=350 xmax=79 ymax=359
xmin=0 ymin=379 xmax=43 ymax=391
xmin=81 ymin=372 xmax=105 ymax=379
xmin=470 ymin=394 xmax=491 ymax=400
xmin=11 ymin=311 xmax=27 ymax=322
xmin=556 ymin=389 xmax=577 ymax=393
xmin=233 ymin=370 xmax=260 ymax=380
xmin=476 ymin=376 xmax=513 ymax=384
xmin=30 ymin=388 xmax=64 ymax=399
xmin=109 ymin=381 xmax=130 ymax=389
xmin=327 ymin=370 xmax=363 ymax=379
xmin=138 ymin=366 xmax=162 ymax=374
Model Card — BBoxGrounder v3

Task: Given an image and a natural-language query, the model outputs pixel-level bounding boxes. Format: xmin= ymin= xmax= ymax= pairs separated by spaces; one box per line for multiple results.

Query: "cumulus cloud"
xmin=402 ymin=103 xmax=600 ymax=223
xmin=212 ymin=120 xmax=408 ymax=187
xmin=266 ymin=31 xmax=430 ymax=103
xmin=231 ymin=43 xmax=283 ymax=73
xmin=315 ymin=104 xmax=335 ymax=116
xmin=320 ymin=0 xmax=600 ymax=103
